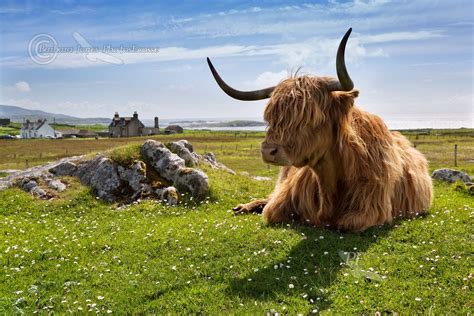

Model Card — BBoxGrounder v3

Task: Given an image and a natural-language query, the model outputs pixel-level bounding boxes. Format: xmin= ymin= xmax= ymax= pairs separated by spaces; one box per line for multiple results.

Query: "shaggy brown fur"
xmin=235 ymin=75 xmax=433 ymax=232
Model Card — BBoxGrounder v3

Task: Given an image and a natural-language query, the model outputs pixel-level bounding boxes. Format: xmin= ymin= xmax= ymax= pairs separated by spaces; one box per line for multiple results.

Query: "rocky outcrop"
xmin=432 ymin=168 xmax=471 ymax=183
xmin=1 ymin=140 xmax=231 ymax=205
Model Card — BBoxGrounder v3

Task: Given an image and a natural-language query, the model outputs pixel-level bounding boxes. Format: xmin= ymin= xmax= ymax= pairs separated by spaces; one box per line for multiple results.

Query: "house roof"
xmin=21 ymin=119 xmax=48 ymax=131
xmin=109 ymin=115 xmax=144 ymax=128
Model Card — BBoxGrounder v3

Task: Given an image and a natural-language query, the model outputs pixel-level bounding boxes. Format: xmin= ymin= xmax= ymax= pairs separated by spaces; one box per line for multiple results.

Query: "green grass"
xmin=0 ymin=165 xmax=472 ymax=313
xmin=0 ymin=129 xmax=473 ymax=313
xmin=0 ymin=125 xmax=20 ymax=136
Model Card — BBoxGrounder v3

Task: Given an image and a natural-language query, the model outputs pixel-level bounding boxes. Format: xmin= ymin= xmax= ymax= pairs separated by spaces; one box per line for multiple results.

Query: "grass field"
xmin=0 ymin=129 xmax=473 ymax=313
xmin=1 ymin=129 xmax=473 ymax=175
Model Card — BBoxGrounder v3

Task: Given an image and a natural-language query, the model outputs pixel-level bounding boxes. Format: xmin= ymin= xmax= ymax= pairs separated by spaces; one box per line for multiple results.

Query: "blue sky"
xmin=0 ymin=0 xmax=472 ymax=124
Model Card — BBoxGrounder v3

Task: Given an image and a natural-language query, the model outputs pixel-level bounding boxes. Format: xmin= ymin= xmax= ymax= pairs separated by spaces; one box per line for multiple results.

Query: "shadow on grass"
xmin=226 ymin=223 xmax=392 ymax=312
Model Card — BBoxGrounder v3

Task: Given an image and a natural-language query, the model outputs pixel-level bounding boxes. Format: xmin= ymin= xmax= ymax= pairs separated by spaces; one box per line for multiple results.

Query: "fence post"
xmin=235 ymin=144 xmax=238 ymax=151
xmin=39 ymin=152 xmax=42 ymax=158
xmin=26 ymin=159 xmax=29 ymax=168
xmin=454 ymin=144 xmax=458 ymax=167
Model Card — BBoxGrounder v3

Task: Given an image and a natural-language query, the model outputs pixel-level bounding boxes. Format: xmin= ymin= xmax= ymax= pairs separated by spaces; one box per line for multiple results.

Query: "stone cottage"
xmin=109 ymin=112 xmax=160 ymax=137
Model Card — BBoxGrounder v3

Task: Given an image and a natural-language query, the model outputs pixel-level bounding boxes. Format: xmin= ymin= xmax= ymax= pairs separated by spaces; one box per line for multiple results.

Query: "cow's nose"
xmin=261 ymin=143 xmax=278 ymax=159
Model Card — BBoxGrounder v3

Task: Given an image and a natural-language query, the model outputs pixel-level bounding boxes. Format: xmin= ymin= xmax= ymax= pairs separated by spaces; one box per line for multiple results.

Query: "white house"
xmin=20 ymin=119 xmax=61 ymax=139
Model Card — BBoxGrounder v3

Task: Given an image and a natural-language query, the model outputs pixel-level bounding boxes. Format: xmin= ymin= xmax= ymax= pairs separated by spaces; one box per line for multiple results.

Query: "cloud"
xmin=14 ymin=81 xmax=31 ymax=92
xmin=361 ymin=31 xmax=443 ymax=44
xmin=1 ymin=81 xmax=31 ymax=93
xmin=1 ymin=30 xmax=404 ymax=70
xmin=248 ymin=70 xmax=289 ymax=88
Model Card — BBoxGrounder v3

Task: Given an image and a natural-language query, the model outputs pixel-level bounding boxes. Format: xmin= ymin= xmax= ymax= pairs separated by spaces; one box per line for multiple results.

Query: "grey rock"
xmin=155 ymin=186 xmax=179 ymax=205
xmin=22 ymin=179 xmax=38 ymax=192
xmin=0 ymin=156 xmax=82 ymax=190
xmin=31 ymin=186 xmax=47 ymax=199
xmin=48 ymin=179 xmax=66 ymax=192
xmin=75 ymin=155 xmax=104 ymax=185
xmin=174 ymin=168 xmax=209 ymax=198
xmin=76 ymin=155 xmax=121 ymax=202
xmin=169 ymin=140 xmax=199 ymax=166
xmin=201 ymin=152 xmax=236 ymax=174
xmin=432 ymin=168 xmax=471 ymax=183
xmin=0 ymin=181 xmax=12 ymax=191
xmin=117 ymin=160 xmax=152 ymax=199
xmin=49 ymin=161 xmax=77 ymax=176
xmin=141 ymin=140 xmax=185 ymax=182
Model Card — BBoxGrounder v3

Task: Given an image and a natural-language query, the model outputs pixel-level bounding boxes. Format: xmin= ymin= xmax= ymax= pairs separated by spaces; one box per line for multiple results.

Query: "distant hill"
xmin=0 ymin=105 xmax=110 ymax=125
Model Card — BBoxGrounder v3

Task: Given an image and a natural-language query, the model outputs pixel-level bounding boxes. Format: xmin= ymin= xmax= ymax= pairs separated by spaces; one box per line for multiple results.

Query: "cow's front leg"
xmin=233 ymin=198 xmax=268 ymax=215
xmin=261 ymin=185 xmax=294 ymax=225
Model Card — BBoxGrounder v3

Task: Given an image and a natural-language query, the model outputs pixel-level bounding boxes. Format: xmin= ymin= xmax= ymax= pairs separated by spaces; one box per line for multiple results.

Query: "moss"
xmin=106 ymin=144 xmax=143 ymax=167
xmin=145 ymin=164 xmax=172 ymax=190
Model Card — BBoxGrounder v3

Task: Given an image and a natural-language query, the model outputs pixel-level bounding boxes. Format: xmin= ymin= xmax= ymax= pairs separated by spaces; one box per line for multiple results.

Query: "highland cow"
xmin=207 ymin=28 xmax=433 ymax=232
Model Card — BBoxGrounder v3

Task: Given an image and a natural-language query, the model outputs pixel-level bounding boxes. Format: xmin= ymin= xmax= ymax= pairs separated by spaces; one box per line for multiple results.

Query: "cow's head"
xmin=207 ymin=28 xmax=358 ymax=168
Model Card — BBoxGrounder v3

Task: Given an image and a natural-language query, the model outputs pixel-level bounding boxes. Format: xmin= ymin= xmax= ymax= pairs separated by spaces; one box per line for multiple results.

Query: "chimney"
xmin=133 ymin=111 xmax=138 ymax=119
xmin=154 ymin=117 xmax=159 ymax=129
xmin=114 ymin=112 xmax=119 ymax=119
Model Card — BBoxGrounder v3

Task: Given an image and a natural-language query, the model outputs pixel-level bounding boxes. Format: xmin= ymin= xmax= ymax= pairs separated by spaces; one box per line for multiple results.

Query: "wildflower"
xmin=288 ymin=284 xmax=294 ymax=289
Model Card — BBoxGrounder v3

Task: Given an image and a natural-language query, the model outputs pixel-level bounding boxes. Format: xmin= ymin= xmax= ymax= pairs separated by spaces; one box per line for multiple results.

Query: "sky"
xmin=0 ymin=0 xmax=472 ymax=125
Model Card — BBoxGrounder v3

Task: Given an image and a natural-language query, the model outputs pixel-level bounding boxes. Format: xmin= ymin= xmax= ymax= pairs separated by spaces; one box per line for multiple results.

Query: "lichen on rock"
xmin=155 ymin=186 xmax=179 ymax=205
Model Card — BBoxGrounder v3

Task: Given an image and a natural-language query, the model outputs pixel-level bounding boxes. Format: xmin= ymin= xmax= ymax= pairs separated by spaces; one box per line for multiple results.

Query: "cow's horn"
xmin=207 ymin=57 xmax=275 ymax=101
xmin=328 ymin=28 xmax=354 ymax=91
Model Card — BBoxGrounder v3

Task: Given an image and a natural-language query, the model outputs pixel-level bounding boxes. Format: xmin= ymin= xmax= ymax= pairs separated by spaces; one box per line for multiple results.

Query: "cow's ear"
xmin=332 ymin=89 xmax=359 ymax=109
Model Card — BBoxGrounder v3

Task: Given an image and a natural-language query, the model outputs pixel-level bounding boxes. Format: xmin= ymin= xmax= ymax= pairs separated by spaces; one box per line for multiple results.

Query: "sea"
xmin=143 ymin=113 xmax=473 ymax=131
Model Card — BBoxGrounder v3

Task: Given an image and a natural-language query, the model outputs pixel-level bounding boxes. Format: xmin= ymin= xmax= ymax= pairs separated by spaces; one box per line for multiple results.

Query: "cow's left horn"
xmin=207 ymin=57 xmax=275 ymax=101
xmin=329 ymin=28 xmax=354 ymax=91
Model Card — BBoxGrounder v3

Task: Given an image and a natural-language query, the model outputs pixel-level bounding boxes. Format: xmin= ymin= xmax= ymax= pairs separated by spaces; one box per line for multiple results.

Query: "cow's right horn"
xmin=207 ymin=57 xmax=275 ymax=101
